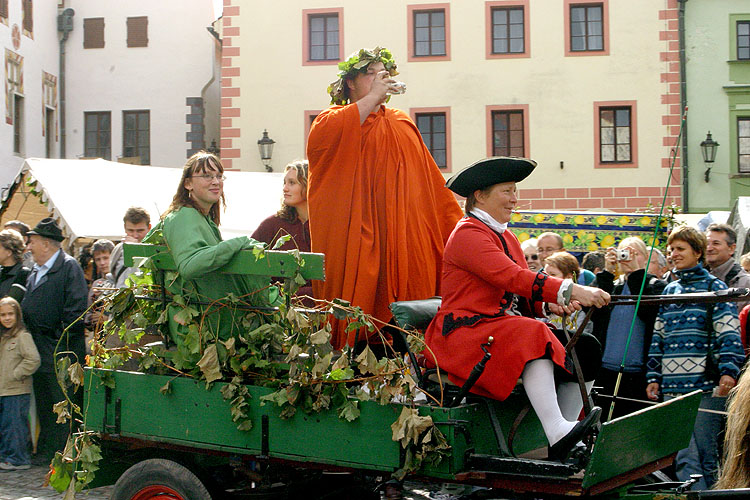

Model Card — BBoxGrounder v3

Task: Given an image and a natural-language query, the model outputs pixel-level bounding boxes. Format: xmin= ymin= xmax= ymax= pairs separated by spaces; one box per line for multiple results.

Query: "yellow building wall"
xmin=221 ymin=0 xmax=681 ymax=212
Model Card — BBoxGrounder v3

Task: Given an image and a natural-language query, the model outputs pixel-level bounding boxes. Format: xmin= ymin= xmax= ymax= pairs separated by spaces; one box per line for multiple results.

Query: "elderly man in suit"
xmin=21 ymin=218 xmax=87 ymax=464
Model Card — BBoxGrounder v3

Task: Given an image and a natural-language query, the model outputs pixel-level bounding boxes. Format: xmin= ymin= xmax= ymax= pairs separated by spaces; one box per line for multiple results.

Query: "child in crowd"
xmin=0 ymin=296 xmax=40 ymax=470
xmin=544 ymin=251 xmax=593 ymax=335
xmin=741 ymin=252 xmax=750 ymax=273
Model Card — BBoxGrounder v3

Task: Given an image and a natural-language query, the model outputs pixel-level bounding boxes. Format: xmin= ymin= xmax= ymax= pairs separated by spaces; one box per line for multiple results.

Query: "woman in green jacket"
xmin=154 ymin=151 xmax=278 ymax=343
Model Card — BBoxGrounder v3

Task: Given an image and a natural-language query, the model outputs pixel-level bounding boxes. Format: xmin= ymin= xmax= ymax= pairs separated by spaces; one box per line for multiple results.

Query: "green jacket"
xmin=160 ymin=206 xmax=279 ymax=341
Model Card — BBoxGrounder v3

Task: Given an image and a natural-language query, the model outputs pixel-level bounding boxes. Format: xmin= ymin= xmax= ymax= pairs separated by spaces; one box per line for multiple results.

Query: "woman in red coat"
xmin=425 ymin=157 xmax=609 ymax=461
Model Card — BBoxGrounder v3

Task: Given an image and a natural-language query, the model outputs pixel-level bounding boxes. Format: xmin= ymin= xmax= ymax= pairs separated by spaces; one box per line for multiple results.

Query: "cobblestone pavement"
xmin=0 ymin=464 xmax=112 ymax=500
xmin=0 ymin=465 xmax=499 ymax=500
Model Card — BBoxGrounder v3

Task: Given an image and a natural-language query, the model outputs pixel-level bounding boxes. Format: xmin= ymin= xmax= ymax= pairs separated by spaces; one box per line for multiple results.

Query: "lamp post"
xmin=257 ymin=130 xmax=275 ymax=172
xmin=700 ymin=131 xmax=719 ymax=182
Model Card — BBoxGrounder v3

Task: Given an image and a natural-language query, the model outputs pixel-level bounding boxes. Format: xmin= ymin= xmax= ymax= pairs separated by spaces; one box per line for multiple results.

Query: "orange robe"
xmin=307 ymin=104 xmax=462 ymax=348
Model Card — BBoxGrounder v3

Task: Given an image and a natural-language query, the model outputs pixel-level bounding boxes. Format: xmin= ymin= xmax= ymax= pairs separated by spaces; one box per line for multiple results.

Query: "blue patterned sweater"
xmin=646 ymin=264 xmax=745 ymax=393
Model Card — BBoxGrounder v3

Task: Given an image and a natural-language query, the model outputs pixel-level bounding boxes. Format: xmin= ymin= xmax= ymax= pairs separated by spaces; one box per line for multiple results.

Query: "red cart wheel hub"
xmin=130 ymin=485 xmax=185 ymax=500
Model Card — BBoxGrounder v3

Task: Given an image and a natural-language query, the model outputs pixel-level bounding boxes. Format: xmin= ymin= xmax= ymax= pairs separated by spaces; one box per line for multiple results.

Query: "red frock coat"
xmin=424 ymin=217 xmax=569 ymax=400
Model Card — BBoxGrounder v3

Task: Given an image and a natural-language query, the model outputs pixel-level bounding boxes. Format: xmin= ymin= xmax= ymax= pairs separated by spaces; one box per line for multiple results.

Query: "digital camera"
xmin=616 ymin=248 xmax=631 ymax=261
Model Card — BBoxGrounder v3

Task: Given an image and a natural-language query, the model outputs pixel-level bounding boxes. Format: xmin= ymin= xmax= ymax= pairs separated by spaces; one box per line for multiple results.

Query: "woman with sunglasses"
xmin=521 ymin=238 xmax=541 ymax=272
xmin=153 ymin=151 xmax=279 ymax=342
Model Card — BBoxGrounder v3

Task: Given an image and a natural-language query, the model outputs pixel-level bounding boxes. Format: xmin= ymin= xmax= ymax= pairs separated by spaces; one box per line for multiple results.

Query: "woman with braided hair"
xmin=252 ymin=160 xmax=310 ymax=253
xmin=252 ymin=160 xmax=313 ymax=303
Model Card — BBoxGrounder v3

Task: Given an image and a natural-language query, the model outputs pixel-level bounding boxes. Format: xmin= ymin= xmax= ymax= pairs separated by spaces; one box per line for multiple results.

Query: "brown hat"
xmin=445 ymin=157 xmax=536 ymax=197
xmin=28 ymin=218 xmax=65 ymax=242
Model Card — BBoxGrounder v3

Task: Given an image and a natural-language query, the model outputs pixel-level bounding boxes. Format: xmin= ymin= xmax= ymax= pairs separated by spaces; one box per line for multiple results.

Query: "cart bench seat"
xmin=123 ymin=242 xmax=326 ymax=281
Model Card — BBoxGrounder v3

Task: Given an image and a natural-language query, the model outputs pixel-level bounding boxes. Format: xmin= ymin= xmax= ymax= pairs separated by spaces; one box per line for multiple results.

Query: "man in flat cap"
xmin=21 ymin=218 xmax=87 ymax=464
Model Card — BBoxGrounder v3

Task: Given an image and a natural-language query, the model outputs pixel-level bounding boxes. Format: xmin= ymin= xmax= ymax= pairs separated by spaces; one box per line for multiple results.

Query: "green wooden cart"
xmin=76 ymin=243 xmax=719 ymax=500
xmin=83 ymin=368 xmax=702 ymax=499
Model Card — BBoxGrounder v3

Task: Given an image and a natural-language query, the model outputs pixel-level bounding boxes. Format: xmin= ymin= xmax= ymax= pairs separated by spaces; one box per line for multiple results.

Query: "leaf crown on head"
xmin=327 ymin=46 xmax=399 ymax=106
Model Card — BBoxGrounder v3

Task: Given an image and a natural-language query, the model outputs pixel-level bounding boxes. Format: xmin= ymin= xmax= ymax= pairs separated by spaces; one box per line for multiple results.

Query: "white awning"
xmin=13 ymin=158 xmax=285 ymax=244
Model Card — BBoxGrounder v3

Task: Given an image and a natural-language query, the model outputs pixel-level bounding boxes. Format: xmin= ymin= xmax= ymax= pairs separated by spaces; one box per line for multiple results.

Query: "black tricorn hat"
xmin=445 ymin=157 xmax=536 ymax=197
xmin=28 ymin=217 xmax=65 ymax=242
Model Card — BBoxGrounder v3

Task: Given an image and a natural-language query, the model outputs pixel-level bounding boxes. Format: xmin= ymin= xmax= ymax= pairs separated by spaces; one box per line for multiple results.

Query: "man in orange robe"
xmin=307 ymin=47 xmax=462 ymax=349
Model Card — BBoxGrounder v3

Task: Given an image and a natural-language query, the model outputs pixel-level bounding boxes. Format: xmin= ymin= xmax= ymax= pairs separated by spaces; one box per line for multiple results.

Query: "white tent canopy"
xmin=10 ymin=158 xmax=285 ymax=244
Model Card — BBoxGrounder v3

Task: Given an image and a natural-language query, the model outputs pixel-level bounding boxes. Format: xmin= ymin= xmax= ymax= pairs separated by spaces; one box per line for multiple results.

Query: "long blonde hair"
xmin=277 ymin=160 xmax=308 ymax=223
xmin=716 ymin=365 xmax=750 ymax=489
xmin=0 ymin=297 xmax=25 ymax=339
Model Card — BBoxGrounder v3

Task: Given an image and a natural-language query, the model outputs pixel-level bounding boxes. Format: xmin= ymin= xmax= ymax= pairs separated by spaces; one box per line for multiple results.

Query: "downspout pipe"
xmin=57 ymin=8 xmax=74 ymax=158
xmin=678 ymin=0 xmax=689 ymax=212
xmin=200 ymin=25 xmax=222 ymax=151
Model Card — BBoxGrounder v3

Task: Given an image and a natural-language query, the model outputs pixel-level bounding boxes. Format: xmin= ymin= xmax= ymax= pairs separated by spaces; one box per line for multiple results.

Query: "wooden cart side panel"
xmin=582 ymin=390 xmax=702 ymax=490
xmin=84 ymin=370 xmax=702 ymax=495
xmin=85 ymin=370 xmax=401 ymax=470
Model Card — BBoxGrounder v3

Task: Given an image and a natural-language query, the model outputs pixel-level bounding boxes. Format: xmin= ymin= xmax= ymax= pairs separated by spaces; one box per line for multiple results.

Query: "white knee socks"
xmin=521 ymin=359 xmax=576 ymax=446
xmin=557 ymin=381 xmax=595 ymax=421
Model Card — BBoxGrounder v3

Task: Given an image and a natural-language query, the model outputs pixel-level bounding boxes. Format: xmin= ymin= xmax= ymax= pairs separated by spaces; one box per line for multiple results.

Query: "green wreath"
xmin=327 ymin=46 xmax=399 ymax=106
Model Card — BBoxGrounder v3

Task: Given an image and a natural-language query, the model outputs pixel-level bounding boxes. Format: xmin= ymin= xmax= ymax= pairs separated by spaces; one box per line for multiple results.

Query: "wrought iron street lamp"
xmin=257 ymin=130 xmax=275 ymax=172
xmin=700 ymin=131 xmax=719 ymax=182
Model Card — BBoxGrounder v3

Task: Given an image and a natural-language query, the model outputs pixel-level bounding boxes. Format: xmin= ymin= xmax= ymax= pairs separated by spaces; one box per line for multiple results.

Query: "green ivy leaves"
xmin=197 ymin=344 xmax=222 ymax=384
xmin=391 ymin=407 xmax=450 ymax=481
xmin=75 ymin=233 xmax=450 ymax=487
xmin=328 ymin=46 xmax=399 ymax=105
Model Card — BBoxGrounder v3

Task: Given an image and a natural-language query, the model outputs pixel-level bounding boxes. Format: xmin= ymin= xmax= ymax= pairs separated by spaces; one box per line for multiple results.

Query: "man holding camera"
xmin=591 ymin=237 xmax=667 ymax=417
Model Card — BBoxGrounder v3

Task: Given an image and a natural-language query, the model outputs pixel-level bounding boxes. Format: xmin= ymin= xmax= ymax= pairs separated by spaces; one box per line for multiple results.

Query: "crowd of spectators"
xmin=522 ymin=224 xmax=749 ymax=490
xmin=0 ymin=206 xmax=155 ymax=468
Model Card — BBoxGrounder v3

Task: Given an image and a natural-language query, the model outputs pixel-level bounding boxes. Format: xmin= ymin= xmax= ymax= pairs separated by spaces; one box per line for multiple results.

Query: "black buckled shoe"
xmin=548 ymin=406 xmax=601 ymax=462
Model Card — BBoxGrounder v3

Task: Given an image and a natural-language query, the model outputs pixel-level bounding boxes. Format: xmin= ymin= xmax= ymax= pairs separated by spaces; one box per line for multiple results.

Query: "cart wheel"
xmin=111 ymin=458 xmax=212 ymax=500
